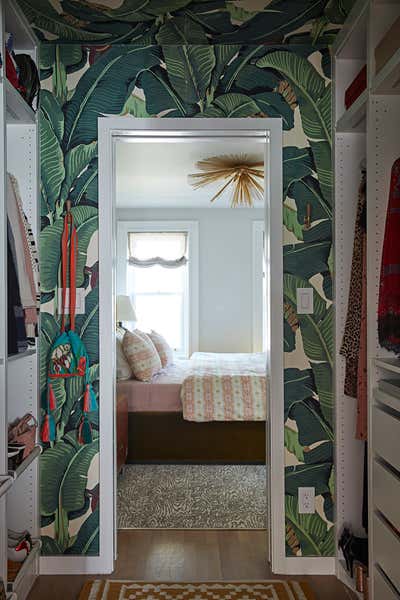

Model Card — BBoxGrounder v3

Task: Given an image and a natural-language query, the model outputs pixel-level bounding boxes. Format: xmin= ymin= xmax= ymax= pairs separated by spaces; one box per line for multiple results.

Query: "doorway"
xmin=98 ymin=118 xmax=283 ymax=573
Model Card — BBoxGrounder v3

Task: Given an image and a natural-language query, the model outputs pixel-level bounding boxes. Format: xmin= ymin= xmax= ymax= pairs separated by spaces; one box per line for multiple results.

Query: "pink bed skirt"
xmin=117 ymin=360 xmax=191 ymax=412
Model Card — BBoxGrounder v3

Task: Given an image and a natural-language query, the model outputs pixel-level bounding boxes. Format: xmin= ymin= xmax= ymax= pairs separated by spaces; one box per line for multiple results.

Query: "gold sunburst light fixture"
xmin=188 ymin=154 xmax=264 ymax=208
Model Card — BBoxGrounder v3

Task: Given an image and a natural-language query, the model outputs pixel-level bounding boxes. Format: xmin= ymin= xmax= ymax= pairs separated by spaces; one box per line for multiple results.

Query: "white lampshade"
xmin=116 ymin=295 xmax=137 ymax=322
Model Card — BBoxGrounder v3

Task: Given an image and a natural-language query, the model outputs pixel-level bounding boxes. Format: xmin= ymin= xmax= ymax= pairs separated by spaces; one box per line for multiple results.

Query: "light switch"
xmin=58 ymin=288 xmax=86 ymax=315
xmin=296 ymin=287 xmax=314 ymax=314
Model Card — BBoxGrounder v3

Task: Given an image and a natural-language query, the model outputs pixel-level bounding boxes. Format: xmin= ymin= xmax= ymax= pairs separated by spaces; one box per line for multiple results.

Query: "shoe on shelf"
xmin=8 ymin=529 xmax=32 ymax=551
xmin=7 ymin=539 xmax=30 ymax=563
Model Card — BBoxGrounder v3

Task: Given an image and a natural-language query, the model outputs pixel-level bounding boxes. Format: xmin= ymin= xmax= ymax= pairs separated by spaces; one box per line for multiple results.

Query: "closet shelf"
xmin=7 ymin=539 xmax=41 ymax=594
xmin=336 ymin=90 xmax=367 ymax=133
xmin=374 ymin=388 xmax=400 ymax=414
xmin=332 ymin=0 xmax=368 ymax=59
xmin=372 ymin=48 xmax=400 ymax=95
xmin=8 ymin=446 xmax=41 ymax=481
xmin=8 ymin=348 xmax=36 ymax=362
xmin=0 ymin=475 xmax=13 ymax=500
xmin=5 ymin=79 xmax=36 ymax=125
xmin=375 ymin=357 xmax=400 ymax=374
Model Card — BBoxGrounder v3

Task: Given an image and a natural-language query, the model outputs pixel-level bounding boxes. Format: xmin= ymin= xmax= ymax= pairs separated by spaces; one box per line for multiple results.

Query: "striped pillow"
xmin=148 ymin=330 xmax=174 ymax=368
xmin=116 ymin=328 xmax=132 ymax=381
xmin=122 ymin=329 xmax=161 ymax=382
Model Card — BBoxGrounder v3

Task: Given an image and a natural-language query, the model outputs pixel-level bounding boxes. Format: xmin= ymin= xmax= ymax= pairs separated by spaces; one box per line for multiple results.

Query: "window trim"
xmin=117 ymin=220 xmax=199 ymax=357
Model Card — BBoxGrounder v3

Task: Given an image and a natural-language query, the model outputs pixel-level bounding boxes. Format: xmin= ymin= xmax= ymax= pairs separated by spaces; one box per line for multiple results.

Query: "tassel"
xmin=83 ymin=384 xmax=90 ymax=413
xmin=78 ymin=415 xmax=93 ymax=445
xmin=41 ymin=414 xmax=56 ymax=443
xmin=48 ymin=384 xmax=56 ymax=411
xmin=83 ymin=384 xmax=98 ymax=412
xmin=89 ymin=384 xmax=98 ymax=412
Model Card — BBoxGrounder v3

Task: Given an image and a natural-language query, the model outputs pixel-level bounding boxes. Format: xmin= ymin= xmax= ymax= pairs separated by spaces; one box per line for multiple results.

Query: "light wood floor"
xmin=28 ymin=530 xmax=356 ymax=599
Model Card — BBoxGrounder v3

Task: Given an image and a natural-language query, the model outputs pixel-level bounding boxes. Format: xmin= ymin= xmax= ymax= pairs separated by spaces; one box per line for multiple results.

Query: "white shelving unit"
xmin=0 ymin=1 xmax=40 ymax=598
xmin=333 ymin=3 xmax=368 ymax=598
xmin=334 ymin=1 xmax=400 ymax=598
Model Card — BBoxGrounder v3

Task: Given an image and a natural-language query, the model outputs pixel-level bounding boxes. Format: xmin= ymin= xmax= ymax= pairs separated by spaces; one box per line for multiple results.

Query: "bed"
xmin=117 ymin=352 xmax=267 ymax=464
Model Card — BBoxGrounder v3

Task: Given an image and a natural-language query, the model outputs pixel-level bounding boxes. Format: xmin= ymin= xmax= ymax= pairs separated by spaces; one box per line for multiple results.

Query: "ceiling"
xmin=115 ymin=137 xmax=265 ymax=209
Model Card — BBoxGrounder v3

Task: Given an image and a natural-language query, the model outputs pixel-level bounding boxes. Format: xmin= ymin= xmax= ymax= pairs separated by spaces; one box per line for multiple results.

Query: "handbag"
xmin=41 ymin=202 xmax=97 ymax=445
xmin=8 ymin=414 xmax=38 ymax=458
xmin=13 ymin=53 xmax=40 ymax=110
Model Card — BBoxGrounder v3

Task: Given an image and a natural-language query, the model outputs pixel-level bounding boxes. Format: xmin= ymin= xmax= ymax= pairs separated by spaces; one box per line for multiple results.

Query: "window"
xmin=126 ymin=231 xmax=189 ymax=357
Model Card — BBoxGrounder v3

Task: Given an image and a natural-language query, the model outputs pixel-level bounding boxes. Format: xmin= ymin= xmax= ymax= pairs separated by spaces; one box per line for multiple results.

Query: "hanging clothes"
xmin=378 ymin=158 xmax=400 ymax=353
xmin=356 ymin=233 xmax=368 ymax=441
xmin=7 ymin=225 xmax=28 ymax=355
xmin=6 ymin=173 xmax=39 ymax=340
xmin=340 ymin=170 xmax=368 ymax=440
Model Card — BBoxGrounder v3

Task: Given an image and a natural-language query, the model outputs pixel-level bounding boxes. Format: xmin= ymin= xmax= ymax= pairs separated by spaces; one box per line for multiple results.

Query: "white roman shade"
xmin=128 ymin=232 xmax=188 ymax=268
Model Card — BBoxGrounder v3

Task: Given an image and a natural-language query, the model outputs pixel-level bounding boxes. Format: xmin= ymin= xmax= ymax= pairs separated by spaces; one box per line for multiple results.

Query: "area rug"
xmin=79 ymin=581 xmax=315 ymax=600
xmin=117 ymin=464 xmax=266 ymax=529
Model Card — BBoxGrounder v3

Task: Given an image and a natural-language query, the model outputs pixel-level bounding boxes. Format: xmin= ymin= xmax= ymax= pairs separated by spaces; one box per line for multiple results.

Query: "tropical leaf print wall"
xmin=20 ymin=0 xmax=353 ymax=45
xmin=38 ymin=41 xmax=335 ymax=558
xmin=29 ymin=0 xmax=355 ymax=562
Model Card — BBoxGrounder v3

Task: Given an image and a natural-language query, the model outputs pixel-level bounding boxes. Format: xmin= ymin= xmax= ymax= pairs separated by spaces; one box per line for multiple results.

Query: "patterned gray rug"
xmin=117 ymin=464 xmax=267 ymax=529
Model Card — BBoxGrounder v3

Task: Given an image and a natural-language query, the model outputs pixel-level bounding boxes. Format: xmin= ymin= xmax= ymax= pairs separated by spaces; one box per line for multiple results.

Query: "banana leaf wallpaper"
xmin=22 ymin=0 xmax=355 ymax=559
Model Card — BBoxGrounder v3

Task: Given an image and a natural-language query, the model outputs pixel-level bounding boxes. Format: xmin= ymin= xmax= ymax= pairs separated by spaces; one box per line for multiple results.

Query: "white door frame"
xmin=97 ymin=117 xmax=284 ymax=574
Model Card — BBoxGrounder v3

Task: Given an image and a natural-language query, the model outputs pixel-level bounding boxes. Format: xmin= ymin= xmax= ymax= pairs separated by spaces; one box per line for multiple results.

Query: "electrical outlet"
xmin=58 ymin=288 xmax=86 ymax=315
xmin=298 ymin=487 xmax=315 ymax=514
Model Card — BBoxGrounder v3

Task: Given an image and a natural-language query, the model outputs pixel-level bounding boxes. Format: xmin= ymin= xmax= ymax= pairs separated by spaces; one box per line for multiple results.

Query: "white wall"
xmin=117 ymin=207 xmax=264 ymax=353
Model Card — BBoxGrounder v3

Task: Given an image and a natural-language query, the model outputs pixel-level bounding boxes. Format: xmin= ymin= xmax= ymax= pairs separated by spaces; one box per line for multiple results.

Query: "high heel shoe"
xmin=338 ymin=528 xmax=368 ymax=578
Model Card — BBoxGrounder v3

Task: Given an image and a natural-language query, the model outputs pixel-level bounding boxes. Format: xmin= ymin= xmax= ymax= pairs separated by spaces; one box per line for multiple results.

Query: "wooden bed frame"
xmin=127 ymin=412 xmax=266 ymax=464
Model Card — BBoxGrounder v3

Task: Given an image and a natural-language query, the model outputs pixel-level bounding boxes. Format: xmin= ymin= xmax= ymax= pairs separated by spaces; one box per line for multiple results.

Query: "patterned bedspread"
xmin=181 ymin=352 xmax=267 ymax=422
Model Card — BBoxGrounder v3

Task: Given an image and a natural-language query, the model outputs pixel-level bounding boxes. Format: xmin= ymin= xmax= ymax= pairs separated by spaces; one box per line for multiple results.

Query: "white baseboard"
xmin=40 ymin=556 xmax=113 ymax=575
xmin=273 ymin=557 xmax=336 ymax=576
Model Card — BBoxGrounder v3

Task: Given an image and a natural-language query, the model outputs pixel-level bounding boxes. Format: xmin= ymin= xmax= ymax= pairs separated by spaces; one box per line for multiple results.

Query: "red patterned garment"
xmin=378 ymin=158 xmax=400 ymax=353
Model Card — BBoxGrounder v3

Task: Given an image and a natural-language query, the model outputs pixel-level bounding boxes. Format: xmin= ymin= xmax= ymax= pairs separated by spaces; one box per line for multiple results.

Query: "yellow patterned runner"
xmin=79 ymin=580 xmax=315 ymax=600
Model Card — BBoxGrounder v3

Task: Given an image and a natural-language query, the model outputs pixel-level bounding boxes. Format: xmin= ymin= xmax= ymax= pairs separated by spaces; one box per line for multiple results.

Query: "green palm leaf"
xmin=65 ymin=509 xmax=99 ymax=555
xmin=218 ymin=0 xmax=326 ymax=43
xmin=63 ymin=45 xmax=161 ymax=150
xmin=17 ymin=0 xmax=111 ymax=41
xmin=285 ymin=463 xmax=332 ymax=496
xmin=213 ymin=93 xmax=259 ymax=117
xmin=257 ymin=51 xmax=331 ymax=146
xmin=40 ymin=113 xmax=65 ymax=215
xmin=100 ymin=0 xmax=192 ymax=22
xmin=283 ymin=147 xmax=314 ymax=199
xmin=156 ymin=15 xmax=208 ymax=44
xmin=39 ymin=206 xmax=98 ymax=293
xmin=60 ymin=141 xmax=98 ymax=206
xmin=210 ymin=45 xmax=240 ymax=95
xmin=284 ymin=241 xmax=331 ymax=280
xmin=60 ymin=440 xmax=99 ymax=514
xmin=283 ymin=205 xmax=304 ymax=241
xmin=40 ymin=90 xmax=64 ymax=144
xmin=163 ymin=45 xmax=215 ymax=107
xmin=139 ymin=66 xmax=195 ymax=116
xmin=285 ymin=426 xmax=305 ymax=462
xmin=75 ymin=289 xmax=99 ymax=364
xmin=285 ymin=495 xmax=333 ymax=556
xmin=221 ymin=46 xmax=266 ymax=93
